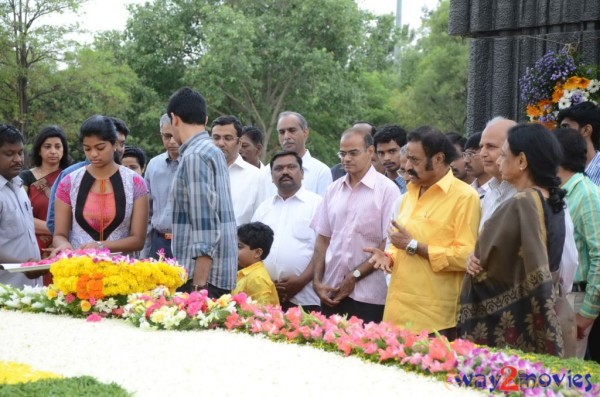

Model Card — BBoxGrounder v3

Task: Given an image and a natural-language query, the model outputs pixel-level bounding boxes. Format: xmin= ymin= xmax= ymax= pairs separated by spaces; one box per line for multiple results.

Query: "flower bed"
xmin=1 ymin=251 xmax=599 ymax=396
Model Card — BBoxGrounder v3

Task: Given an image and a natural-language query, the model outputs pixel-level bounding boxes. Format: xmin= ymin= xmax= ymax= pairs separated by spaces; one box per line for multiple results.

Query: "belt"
xmin=571 ymin=282 xmax=587 ymax=293
xmin=155 ymin=230 xmax=173 ymax=240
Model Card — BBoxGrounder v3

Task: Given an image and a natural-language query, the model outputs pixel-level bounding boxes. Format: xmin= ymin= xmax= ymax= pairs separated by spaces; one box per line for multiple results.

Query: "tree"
xmin=391 ymin=0 xmax=468 ymax=133
xmin=124 ymin=0 xmax=401 ymax=163
xmin=0 ymin=0 xmax=82 ymax=140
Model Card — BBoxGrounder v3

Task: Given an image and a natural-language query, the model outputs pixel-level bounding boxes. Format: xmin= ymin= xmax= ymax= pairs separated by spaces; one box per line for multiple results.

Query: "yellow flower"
xmin=0 ymin=361 xmax=61 ymax=384
xmin=80 ymin=300 xmax=92 ymax=312
xmin=46 ymin=288 xmax=58 ymax=299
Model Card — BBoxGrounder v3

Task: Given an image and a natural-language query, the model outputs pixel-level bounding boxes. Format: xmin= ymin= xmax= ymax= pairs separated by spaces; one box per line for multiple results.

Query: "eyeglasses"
xmin=462 ymin=151 xmax=480 ymax=160
xmin=337 ymin=149 xmax=364 ymax=159
xmin=211 ymin=135 xmax=239 ymax=143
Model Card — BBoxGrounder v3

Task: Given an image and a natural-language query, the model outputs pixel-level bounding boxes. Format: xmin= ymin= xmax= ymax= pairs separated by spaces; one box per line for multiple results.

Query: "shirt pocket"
xmin=292 ymin=217 xmax=316 ymax=242
xmin=0 ymin=202 xmax=26 ymax=233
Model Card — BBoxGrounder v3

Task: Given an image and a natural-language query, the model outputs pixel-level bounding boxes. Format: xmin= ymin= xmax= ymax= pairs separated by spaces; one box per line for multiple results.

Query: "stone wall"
xmin=449 ymin=0 xmax=600 ymax=134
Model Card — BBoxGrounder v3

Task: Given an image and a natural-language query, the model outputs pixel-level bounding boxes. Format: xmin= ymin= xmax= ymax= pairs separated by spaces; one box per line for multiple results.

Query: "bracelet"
xmin=383 ymin=252 xmax=394 ymax=268
xmin=96 ymin=241 xmax=104 ymax=250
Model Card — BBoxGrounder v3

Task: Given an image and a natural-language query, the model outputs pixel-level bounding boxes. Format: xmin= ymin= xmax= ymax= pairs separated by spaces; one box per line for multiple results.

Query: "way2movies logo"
xmin=448 ymin=365 xmax=593 ymax=392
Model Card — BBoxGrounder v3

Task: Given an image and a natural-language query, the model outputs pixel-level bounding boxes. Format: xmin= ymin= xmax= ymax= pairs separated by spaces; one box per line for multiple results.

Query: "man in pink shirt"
xmin=311 ymin=127 xmax=400 ymax=323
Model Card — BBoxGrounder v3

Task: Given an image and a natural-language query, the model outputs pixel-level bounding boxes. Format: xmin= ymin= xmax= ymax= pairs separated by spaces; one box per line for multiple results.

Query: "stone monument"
xmin=449 ymin=0 xmax=600 ymax=134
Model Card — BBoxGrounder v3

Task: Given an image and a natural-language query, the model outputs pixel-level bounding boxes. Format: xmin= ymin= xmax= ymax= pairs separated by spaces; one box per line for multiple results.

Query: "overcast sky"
xmin=49 ymin=0 xmax=441 ymax=43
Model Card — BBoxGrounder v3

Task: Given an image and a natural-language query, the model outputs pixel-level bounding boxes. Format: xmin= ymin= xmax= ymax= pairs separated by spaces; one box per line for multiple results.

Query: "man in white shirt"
xmin=0 ymin=124 xmax=41 ymax=288
xmin=260 ymin=111 xmax=332 ymax=199
xmin=252 ymin=151 xmax=322 ymax=312
xmin=478 ymin=117 xmax=517 ymax=228
xmin=211 ymin=115 xmax=261 ymax=225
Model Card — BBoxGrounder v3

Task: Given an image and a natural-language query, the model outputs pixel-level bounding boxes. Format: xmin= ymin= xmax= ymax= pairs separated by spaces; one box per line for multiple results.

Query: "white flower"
xmin=589 ymin=79 xmax=600 ymax=94
xmin=558 ymin=97 xmax=572 ymax=109
xmin=562 ymin=89 xmax=573 ymax=99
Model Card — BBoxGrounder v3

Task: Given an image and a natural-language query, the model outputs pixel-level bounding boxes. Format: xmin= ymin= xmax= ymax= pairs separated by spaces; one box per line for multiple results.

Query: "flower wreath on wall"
xmin=519 ymin=47 xmax=600 ymax=129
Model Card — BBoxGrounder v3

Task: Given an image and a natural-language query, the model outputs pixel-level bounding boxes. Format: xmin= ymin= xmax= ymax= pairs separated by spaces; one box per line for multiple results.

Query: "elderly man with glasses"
xmin=141 ymin=114 xmax=180 ymax=259
xmin=211 ymin=115 xmax=261 ymax=226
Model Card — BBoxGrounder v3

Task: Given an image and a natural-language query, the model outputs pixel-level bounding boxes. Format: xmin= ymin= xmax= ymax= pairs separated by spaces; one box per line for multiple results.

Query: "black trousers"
xmin=178 ymin=280 xmax=230 ymax=299
xmin=149 ymin=229 xmax=173 ymax=259
xmin=588 ymin=315 xmax=600 ymax=363
xmin=320 ymin=297 xmax=384 ymax=324
xmin=281 ymin=301 xmax=321 ymax=314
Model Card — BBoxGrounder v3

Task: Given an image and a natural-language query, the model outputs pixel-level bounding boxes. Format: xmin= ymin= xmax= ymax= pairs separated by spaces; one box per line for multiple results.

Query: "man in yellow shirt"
xmin=232 ymin=222 xmax=280 ymax=306
xmin=367 ymin=126 xmax=480 ymax=339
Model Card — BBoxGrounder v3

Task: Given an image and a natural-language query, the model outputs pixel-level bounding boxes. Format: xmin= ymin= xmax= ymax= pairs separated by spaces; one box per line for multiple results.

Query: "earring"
xmin=519 ymin=167 xmax=523 ymax=172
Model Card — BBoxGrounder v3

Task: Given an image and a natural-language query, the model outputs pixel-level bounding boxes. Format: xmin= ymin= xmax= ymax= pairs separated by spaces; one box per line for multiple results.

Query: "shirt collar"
xmin=0 ymin=175 xmax=21 ymax=189
xmin=237 ymin=261 xmax=265 ymax=277
xmin=179 ymin=130 xmax=208 ymax=154
xmin=165 ymin=152 xmax=179 ymax=164
xmin=562 ymin=172 xmax=585 ymax=194
xmin=406 ymin=168 xmax=455 ymax=195
xmin=343 ymin=165 xmax=377 ymax=189
xmin=302 ymin=150 xmax=312 ymax=162
xmin=275 ymin=185 xmax=310 ymax=202
xmin=230 ymin=154 xmax=250 ymax=170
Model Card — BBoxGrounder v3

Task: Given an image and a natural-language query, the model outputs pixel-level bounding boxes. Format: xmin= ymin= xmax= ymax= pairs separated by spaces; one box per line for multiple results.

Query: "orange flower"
xmin=542 ymin=120 xmax=557 ymax=130
xmin=76 ymin=273 xmax=105 ymax=300
xmin=552 ymin=84 xmax=564 ymax=103
xmin=538 ymin=99 xmax=553 ymax=113
xmin=527 ymin=104 xmax=542 ymax=118
xmin=563 ymin=76 xmax=590 ymax=90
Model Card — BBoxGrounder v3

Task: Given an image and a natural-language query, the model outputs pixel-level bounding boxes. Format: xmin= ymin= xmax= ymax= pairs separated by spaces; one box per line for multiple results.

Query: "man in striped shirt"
xmin=167 ymin=87 xmax=237 ymax=298
xmin=555 ymin=127 xmax=600 ymax=360
xmin=558 ymin=102 xmax=600 ymax=186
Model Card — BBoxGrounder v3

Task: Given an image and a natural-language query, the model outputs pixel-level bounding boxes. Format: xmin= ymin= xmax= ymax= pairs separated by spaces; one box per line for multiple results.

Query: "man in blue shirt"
xmin=167 ymin=87 xmax=237 ymax=298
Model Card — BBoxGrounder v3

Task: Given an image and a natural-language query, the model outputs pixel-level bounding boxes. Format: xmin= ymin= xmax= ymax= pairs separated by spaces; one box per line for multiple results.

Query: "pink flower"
xmin=284 ymin=307 xmax=302 ymax=325
xmin=86 ymin=313 xmax=102 ymax=322
xmin=232 ymin=292 xmax=248 ymax=306
xmin=65 ymin=293 xmax=76 ymax=304
xmin=88 ymin=297 xmax=97 ymax=305
xmin=225 ymin=313 xmax=243 ymax=330
xmin=187 ymin=301 xmax=202 ymax=317
xmin=450 ymin=338 xmax=475 ymax=356
xmin=111 ymin=307 xmax=124 ymax=317
xmin=428 ymin=338 xmax=449 ymax=362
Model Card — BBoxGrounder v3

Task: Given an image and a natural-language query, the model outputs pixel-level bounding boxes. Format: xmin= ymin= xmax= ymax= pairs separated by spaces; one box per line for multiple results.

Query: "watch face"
xmin=353 ymin=269 xmax=361 ymax=278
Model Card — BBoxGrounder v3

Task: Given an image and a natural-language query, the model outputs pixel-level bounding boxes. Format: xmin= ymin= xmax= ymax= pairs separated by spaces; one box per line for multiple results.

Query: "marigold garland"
xmin=50 ymin=250 xmax=186 ymax=297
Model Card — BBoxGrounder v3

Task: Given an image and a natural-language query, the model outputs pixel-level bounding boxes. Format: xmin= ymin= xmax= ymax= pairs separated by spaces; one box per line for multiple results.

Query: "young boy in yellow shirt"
xmin=232 ymin=222 xmax=279 ymax=306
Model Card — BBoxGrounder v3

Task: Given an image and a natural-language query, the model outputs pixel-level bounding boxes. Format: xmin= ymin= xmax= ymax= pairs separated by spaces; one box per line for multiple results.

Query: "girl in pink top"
xmin=52 ymin=115 xmax=149 ymax=254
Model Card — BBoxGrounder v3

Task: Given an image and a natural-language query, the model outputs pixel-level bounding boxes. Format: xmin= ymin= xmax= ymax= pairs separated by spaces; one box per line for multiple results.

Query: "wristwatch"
xmin=406 ymin=239 xmax=418 ymax=256
xmin=352 ymin=269 xmax=361 ymax=279
xmin=96 ymin=241 xmax=104 ymax=250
